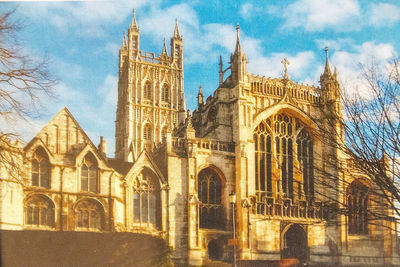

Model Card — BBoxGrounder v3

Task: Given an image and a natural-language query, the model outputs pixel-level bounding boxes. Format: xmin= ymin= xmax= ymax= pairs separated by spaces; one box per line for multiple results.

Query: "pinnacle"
xmin=173 ymin=18 xmax=182 ymax=39
xmin=162 ymin=38 xmax=168 ymax=55
xmin=130 ymin=8 xmax=139 ymax=30
xmin=121 ymin=32 xmax=127 ymax=50
xmin=235 ymin=23 xmax=242 ymax=54
xmin=324 ymin=46 xmax=331 ymax=76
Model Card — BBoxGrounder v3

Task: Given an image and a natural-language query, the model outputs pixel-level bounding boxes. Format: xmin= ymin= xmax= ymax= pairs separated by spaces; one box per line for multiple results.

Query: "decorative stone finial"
xmin=281 ymin=58 xmax=290 ymax=80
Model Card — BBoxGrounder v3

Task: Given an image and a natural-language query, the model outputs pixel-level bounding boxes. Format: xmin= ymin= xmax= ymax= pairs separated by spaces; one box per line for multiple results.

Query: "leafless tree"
xmin=314 ymin=57 xmax=400 ymax=230
xmin=0 ymin=9 xmax=56 ymax=183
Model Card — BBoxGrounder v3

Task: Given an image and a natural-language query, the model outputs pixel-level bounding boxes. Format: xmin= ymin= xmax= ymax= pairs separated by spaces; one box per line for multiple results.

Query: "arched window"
xmin=144 ymin=81 xmax=152 ymax=100
xmin=297 ymin=128 xmax=314 ymax=199
xmin=161 ymin=84 xmax=169 ymax=102
xmin=275 ymin=114 xmax=294 ymax=199
xmin=75 ymin=199 xmax=104 ymax=231
xmin=254 ymin=121 xmax=272 ymax=196
xmin=132 ymin=169 xmax=160 ymax=228
xmin=347 ymin=180 xmax=369 ymax=235
xmin=31 ymin=147 xmax=51 ymax=188
xmin=254 ymin=113 xmax=314 ymax=201
xmin=25 ymin=195 xmax=54 ymax=228
xmin=198 ymin=168 xmax=223 ymax=229
xmin=143 ymin=124 xmax=152 ymax=140
xmin=81 ymin=153 xmax=98 ymax=193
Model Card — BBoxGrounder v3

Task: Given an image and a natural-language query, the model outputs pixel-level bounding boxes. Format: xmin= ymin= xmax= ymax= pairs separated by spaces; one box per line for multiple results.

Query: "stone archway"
xmin=282 ymin=224 xmax=308 ymax=263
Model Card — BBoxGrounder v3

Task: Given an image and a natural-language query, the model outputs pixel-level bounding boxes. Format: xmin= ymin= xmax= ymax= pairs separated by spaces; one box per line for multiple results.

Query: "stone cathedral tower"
xmin=115 ymin=10 xmax=186 ymax=161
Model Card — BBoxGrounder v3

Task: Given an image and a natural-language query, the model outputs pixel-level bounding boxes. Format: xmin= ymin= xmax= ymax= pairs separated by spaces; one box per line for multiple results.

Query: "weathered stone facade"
xmin=0 ymin=10 xmax=399 ymax=266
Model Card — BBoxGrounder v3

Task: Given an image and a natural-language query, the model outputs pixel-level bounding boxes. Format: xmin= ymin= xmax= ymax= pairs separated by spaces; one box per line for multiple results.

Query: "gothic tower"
xmin=115 ymin=10 xmax=186 ymax=161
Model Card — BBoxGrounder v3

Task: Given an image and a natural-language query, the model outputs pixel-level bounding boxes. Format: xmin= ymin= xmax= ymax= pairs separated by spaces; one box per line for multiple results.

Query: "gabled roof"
xmin=108 ymin=158 xmax=134 ymax=176
xmin=24 ymin=137 xmax=54 ymax=162
xmin=124 ymin=150 xmax=167 ymax=186
xmin=24 ymin=107 xmax=110 ymax=168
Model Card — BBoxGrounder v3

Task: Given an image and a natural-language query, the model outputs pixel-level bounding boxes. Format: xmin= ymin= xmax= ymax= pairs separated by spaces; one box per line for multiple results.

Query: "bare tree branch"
xmin=0 ymin=9 xmax=57 ymax=184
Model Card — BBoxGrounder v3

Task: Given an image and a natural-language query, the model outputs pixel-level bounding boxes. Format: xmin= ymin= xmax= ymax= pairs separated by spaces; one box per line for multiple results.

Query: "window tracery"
xmin=296 ymin=127 xmax=314 ymax=199
xmin=254 ymin=121 xmax=272 ymax=195
xmin=75 ymin=199 xmax=104 ymax=231
xmin=144 ymin=81 xmax=152 ymax=100
xmin=132 ymin=171 xmax=159 ymax=227
xmin=198 ymin=168 xmax=223 ymax=229
xmin=25 ymin=195 xmax=54 ymax=228
xmin=253 ymin=113 xmax=314 ymax=201
xmin=31 ymin=147 xmax=51 ymax=188
xmin=81 ymin=153 xmax=98 ymax=193
xmin=347 ymin=180 xmax=369 ymax=235
xmin=162 ymin=84 xmax=169 ymax=102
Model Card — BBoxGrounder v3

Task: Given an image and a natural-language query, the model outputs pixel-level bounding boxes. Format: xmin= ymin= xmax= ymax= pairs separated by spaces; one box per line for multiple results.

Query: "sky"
xmin=2 ymin=0 xmax=400 ymax=156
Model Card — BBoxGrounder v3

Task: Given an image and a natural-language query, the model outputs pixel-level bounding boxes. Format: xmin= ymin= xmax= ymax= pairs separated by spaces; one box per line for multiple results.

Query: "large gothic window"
xmin=25 ymin=195 xmax=54 ymax=228
xmin=254 ymin=121 xmax=272 ymax=195
xmin=144 ymin=81 xmax=152 ymax=100
xmin=162 ymin=84 xmax=169 ymax=102
xmin=31 ymin=147 xmax=51 ymax=188
xmin=75 ymin=199 xmax=104 ymax=231
xmin=132 ymin=170 xmax=160 ymax=228
xmin=297 ymin=128 xmax=314 ymax=199
xmin=81 ymin=153 xmax=98 ymax=193
xmin=198 ymin=168 xmax=223 ymax=229
xmin=347 ymin=180 xmax=369 ymax=235
xmin=275 ymin=114 xmax=294 ymax=198
xmin=254 ymin=113 xmax=314 ymax=201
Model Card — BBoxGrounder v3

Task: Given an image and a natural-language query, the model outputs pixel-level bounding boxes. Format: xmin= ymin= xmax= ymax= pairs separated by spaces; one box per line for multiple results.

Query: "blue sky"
xmin=2 ymin=0 xmax=400 ymax=156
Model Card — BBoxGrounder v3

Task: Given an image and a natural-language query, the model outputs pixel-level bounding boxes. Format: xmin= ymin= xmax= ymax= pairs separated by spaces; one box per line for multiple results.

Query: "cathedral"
xmin=0 ymin=10 xmax=399 ymax=267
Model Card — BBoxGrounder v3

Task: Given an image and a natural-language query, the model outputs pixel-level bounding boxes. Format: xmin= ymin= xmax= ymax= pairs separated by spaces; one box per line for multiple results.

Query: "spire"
xmin=121 ymin=32 xmax=127 ymax=50
xmin=198 ymin=85 xmax=203 ymax=96
xmin=323 ymin=46 xmax=331 ymax=75
xmin=162 ymin=38 xmax=168 ymax=55
xmin=235 ymin=23 xmax=242 ymax=54
xmin=173 ymin=18 xmax=182 ymax=40
xmin=130 ymin=8 xmax=139 ymax=31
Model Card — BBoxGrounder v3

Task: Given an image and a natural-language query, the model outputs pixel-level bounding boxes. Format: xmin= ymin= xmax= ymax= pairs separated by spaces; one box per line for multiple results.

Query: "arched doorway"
xmin=282 ymin=224 xmax=308 ymax=263
xmin=208 ymin=239 xmax=223 ymax=260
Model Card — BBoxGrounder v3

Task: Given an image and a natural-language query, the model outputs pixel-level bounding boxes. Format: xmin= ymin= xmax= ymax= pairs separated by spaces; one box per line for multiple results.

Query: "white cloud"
xmin=281 ymin=0 xmax=360 ymax=32
xmin=330 ymin=42 xmax=397 ymax=98
xmin=98 ymin=74 xmax=118 ymax=107
xmin=247 ymin=50 xmax=317 ymax=83
xmin=0 ymin=115 xmax=45 ymax=143
xmin=139 ymin=3 xmax=199 ymax=42
xmin=18 ymin=0 xmax=152 ymax=37
xmin=105 ymin=42 xmax=120 ymax=57
xmin=315 ymin=38 xmax=355 ymax=51
xmin=369 ymin=3 xmax=400 ymax=27
xmin=239 ymin=3 xmax=262 ymax=19
xmin=272 ymin=0 xmax=400 ymax=32
xmin=138 ymin=4 xmax=232 ymax=64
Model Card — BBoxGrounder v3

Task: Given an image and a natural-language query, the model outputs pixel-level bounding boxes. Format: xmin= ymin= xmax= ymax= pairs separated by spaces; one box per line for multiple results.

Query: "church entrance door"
xmin=282 ymin=224 xmax=308 ymax=263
